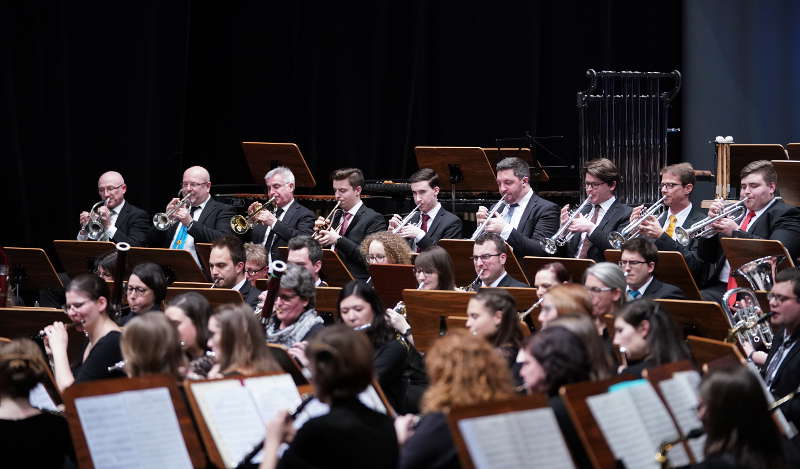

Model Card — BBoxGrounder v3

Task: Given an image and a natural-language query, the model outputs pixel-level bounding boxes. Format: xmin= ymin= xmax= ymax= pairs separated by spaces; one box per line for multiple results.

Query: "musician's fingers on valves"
xmin=475 ymin=205 xmax=488 ymax=224
xmin=637 ymin=216 xmax=662 ymax=239
xmin=79 ymin=211 xmax=91 ymax=226
xmin=566 ymin=213 xmax=594 ymax=233
xmin=559 ymin=204 xmax=570 ymax=224
xmin=630 ymin=204 xmax=645 ymax=221
xmin=388 ymin=213 xmax=403 ymax=230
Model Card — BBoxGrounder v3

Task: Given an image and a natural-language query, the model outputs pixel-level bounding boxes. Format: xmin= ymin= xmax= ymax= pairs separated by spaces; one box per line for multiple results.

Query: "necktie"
xmin=665 ymin=215 xmax=677 ymax=237
xmin=339 ymin=212 xmax=353 ymax=236
xmin=765 ymin=336 xmax=794 ymax=387
xmin=504 ymin=203 xmax=519 ymax=225
xmin=740 ymin=210 xmax=756 ymax=232
xmin=264 ymin=207 xmax=285 ymax=249
xmin=726 ymin=209 xmax=758 ymax=301
xmin=420 ymin=213 xmax=430 ymax=233
xmin=628 ymin=290 xmax=640 ymax=300
xmin=578 ymin=204 xmax=602 ymax=259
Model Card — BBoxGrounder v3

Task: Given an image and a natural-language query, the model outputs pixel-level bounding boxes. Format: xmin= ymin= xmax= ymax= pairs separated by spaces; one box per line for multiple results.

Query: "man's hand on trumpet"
xmin=315 ymin=229 xmax=340 ymax=247
xmin=567 ymin=213 xmax=595 ymax=234
xmin=637 ymin=216 xmax=664 ymax=239
xmin=708 ymin=198 xmax=738 ymax=236
xmin=396 ymin=224 xmax=424 ymax=240
xmin=172 ymin=204 xmax=193 ymax=227
xmin=481 ymin=211 xmax=506 ymax=234
xmin=96 ymin=205 xmax=112 ymax=228
xmin=250 ymin=202 xmax=276 ymax=226
xmin=387 ymin=214 xmax=403 ymax=231
xmin=629 ymin=204 xmax=645 ymax=222
xmin=475 ymin=205 xmax=489 ymax=226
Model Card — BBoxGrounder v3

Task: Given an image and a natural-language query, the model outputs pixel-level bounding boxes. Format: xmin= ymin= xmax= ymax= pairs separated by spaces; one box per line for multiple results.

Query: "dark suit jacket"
xmin=110 ymin=201 xmax=151 ymax=246
xmin=564 ymin=198 xmax=632 ymax=263
xmin=238 ymin=280 xmax=262 ymax=310
xmin=333 ymin=204 xmax=387 ymax=281
xmin=641 ymin=277 xmax=686 ymax=300
xmin=506 ymin=192 xmax=561 ymax=257
xmin=495 ymin=273 xmax=529 ymax=288
xmin=653 ymin=204 xmax=717 ymax=287
xmin=762 ymin=329 xmax=800 ymax=427
xmin=414 ymin=206 xmax=463 ymax=251
xmin=160 ymin=198 xmax=236 ymax=247
xmin=251 ymin=200 xmax=315 ymax=260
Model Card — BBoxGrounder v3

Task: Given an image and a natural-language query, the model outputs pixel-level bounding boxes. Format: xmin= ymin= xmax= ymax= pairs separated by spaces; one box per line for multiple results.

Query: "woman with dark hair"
xmin=466 ymin=289 xmax=524 ymax=368
xmin=338 ymin=281 xmax=423 ymax=413
xmin=165 ymin=292 xmax=212 ymax=362
xmin=549 ymin=314 xmax=614 ymax=381
xmin=260 ymin=325 xmax=398 ymax=469
xmin=93 ymin=250 xmax=117 ymax=282
xmin=121 ymin=312 xmax=186 ymax=379
xmin=533 ymin=261 xmax=570 ymax=299
xmin=42 ymin=273 xmax=124 ymax=391
xmin=613 ymin=299 xmax=690 ymax=377
xmin=413 ymin=246 xmax=456 ymax=291
xmin=207 ymin=303 xmax=280 ymax=378
xmin=118 ymin=262 xmax=168 ymax=325
xmin=0 ymin=339 xmax=74 ymax=468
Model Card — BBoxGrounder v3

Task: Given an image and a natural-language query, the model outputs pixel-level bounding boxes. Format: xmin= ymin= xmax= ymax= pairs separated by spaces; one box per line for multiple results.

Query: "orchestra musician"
xmin=466 ymin=289 xmax=524 ymax=374
xmin=120 ymin=312 xmax=186 ymax=379
xmin=533 ymin=262 xmax=570 ymax=299
xmin=475 ymin=156 xmax=559 ymax=257
xmin=164 ymin=292 xmax=212 ymax=369
xmin=77 ymin=171 xmax=151 ymax=246
xmin=413 ymin=246 xmax=456 ymax=291
xmin=206 ymin=303 xmax=281 ymax=378
xmin=550 ymin=314 xmax=614 ymax=380
xmin=620 ymin=238 xmax=685 ymax=300
xmin=162 ymin=166 xmax=235 ymax=264
xmin=209 ymin=235 xmax=262 ymax=310
xmin=250 ymin=167 xmax=315 ymax=263
xmin=315 ymin=168 xmax=387 ymax=282
xmin=287 ymin=235 xmax=327 ymax=287
xmin=537 ymin=283 xmax=593 ymax=329
xmin=561 ymin=158 xmax=632 ymax=262
xmin=116 ymin=262 xmax=167 ymax=326
xmin=360 ymin=231 xmax=412 ymax=266
xmin=583 ymin=262 xmax=626 ymax=337
xmin=263 ymin=264 xmax=325 ymax=348
xmin=470 ymin=233 xmax=528 ymax=288
xmin=388 ymin=168 xmax=462 ymax=251
xmin=244 ymin=242 xmax=268 ymax=286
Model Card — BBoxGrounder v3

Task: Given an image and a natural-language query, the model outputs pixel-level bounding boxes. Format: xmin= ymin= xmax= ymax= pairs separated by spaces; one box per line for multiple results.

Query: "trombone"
xmin=542 ymin=198 xmax=593 ymax=254
xmin=673 ymin=198 xmax=747 ymax=246
xmin=608 ymin=195 xmax=667 ymax=249
xmin=230 ymin=196 xmax=276 ymax=234
xmin=153 ymin=190 xmax=192 ymax=231
xmin=81 ymin=198 xmax=110 ymax=241
xmin=470 ymin=199 xmax=507 ymax=240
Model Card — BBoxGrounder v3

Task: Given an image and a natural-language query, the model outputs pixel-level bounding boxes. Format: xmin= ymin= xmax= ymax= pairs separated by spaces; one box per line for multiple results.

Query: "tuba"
xmin=608 ymin=195 xmax=667 ymax=249
xmin=736 ymin=255 xmax=783 ymax=291
xmin=542 ymin=198 xmax=593 ymax=254
xmin=230 ymin=196 xmax=276 ymax=234
xmin=722 ymin=287 xmax=773 ymax=351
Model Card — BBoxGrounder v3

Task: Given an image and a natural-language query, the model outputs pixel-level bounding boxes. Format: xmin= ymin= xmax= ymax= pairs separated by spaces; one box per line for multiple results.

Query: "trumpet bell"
xmin=543 ymin=238 xmax=558 ymax=255
xmin=152 ymin=213 xmax=172 ymax=231
xmin=230 ymin=215 xmax=252 ymax=234
xmin=608 ymin=231 xmax=626 ymax=250
xmin=736 ymin=255 xmax=783 ymax=291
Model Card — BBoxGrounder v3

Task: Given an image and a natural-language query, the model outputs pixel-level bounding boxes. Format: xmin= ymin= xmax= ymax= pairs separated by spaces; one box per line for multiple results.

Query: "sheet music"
xmin=191 ymin=380 xmax=264 ymax=468
xmin=627 ymin=382 xmax=689 ymax=466
xmin=658 ymin=371 xmax=705 ymax=462
xmin=458 ymin=407 xmax=575 ymax=469
xmin=29 ymin=383 xmax=58 ymax=412
xmin=243 ymin=374 xmax=302 ymax=423
xmin=292 ymin=385 xmax=388 ymax=430
xmin=587 ymin=389 xmax=660 ymax=469
xmin=358 ymin=385 xmax=388 ymax=414
xmin=75 ymin=387 xmax=192 ymax=469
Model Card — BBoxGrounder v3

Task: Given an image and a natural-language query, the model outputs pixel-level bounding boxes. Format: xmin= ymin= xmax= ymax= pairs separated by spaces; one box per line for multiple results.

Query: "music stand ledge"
xmin=438 ymin=239 xmax=529 ymax=287
xmin=604 ymin=249 xmax=701 ymax=300
xmin=241 ymin=142 xmax=316 ymax=188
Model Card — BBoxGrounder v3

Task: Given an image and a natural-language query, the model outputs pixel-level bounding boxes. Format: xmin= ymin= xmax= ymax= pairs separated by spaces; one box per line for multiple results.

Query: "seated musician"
xmin=414 ymin=246 xmax=456 ymax=291
xmin=209 ymin=235 xmax=262 ymax=310
xmin=120 ymin=312 xmax=186 ymax=379
xmin=42 ymin=274 xmax=124 ymax=391
xmin=537 ymin=283 xmax=592 ymax=329
xmin=165 ymin=292 xmax=212 ymax=377
xmin=244 ymin=242 xmax=268 ymax=286
xmin=360 ymin=231 xmax=412 ymax=266
xmin=117 ymin=262 xmax=167 ymax=326
xmin=315 ymin=168 xmax=387 ymax=282
xmin=583 ymin=262 xmax=626 ymax=336
xmin=533 ymin=261 xmax=570 ymax=299
xmin=287 ymin=235 xmax=327 ymax=287
xmin=394 ymin=330 xmax=514 ymax=469
xmin=77 ymin=171 xmax=150 ymax=246
xmin=250 ymin=166 xmax=315 ymax=263
xmin=92 ymin=250 xmax=117 ymax=282
xmin=620 ymin=238 xmax=685 ymax=300
xmin=389 ymin=168 xmax=462 ymax=252
xmin=550 ymin=314 xmax=614 ymax=380
xmin=260 ymin=325 xmax=399 ymax=469
xmin=699 ymin=160 xmax=800 ymax=303
xmin=264 ymin=264 xmax=324 ymax=348
xmin=161 ymin=165 xmax=235 ymax=265
xmin=475 ymin=156 xmax=559 ymax=257
xmin=470 ymin=233 xmax=529 ymax=289
xmin=0 ymin=339 xmax=74 ymax=468
xmin=612 ymin=299 xmax=690 ymax=377
xmin=561 ymin=158 xmax=631 ymax=262
xmin=206 ymin=303 xmax=281 ymax=378
xmin=466 ymin=289 xmax=524 ymax=375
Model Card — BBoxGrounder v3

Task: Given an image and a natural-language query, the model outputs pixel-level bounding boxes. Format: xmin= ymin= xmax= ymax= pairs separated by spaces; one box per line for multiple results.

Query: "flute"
xmin=36 ymin=320 xmax=85 ymax=339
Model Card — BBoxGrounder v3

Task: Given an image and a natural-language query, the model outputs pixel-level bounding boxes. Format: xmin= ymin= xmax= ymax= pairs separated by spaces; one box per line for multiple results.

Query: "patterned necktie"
xmin=628 ymin=290 xmax=641 ymax=300
xmin=665 ymin=215 xmax=677 ymax=237
xmin=339 ymin=212 xmax=353 ymax=236
xmin=420 ymin=213 xmax=430 ymax=232
xmin=578 ymin=204 xmax=602 ymax=259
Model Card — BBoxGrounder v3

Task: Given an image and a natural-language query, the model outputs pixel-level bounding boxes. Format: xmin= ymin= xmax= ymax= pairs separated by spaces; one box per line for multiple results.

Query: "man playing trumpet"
xmin=77 ymin=171 xmax=150 ymax=246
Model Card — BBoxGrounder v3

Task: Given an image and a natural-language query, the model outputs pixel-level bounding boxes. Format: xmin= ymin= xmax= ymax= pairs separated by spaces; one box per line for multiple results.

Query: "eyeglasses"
xmin=126 ymin=286 xmax=150 ymax=296
xmin=181 ymin=181 xmax=209 ymax=189
xmin=98 ymin=184 xmax=124 ymax=194
xmin=246 ymin=265 xmax=267 ymax=276
xmin=367 ymin=254 xmax=387 ymax=262
xmin=768 ymin=293 xmax=798 ymax=304
xmin=277 ymin=293 xmax=299 ymax=302
xmin=586 ymin=286 xmax=614 ymax=294
xmin=469 ymin=253 xmax=502 ymax=262
xmin=584 ymin=181 xmax=607 ymax=189
xmin=413 ymin=268 xmax=436 ymax=275
xmin=659 ymin=182 xmax=682 ymax=190
xmin=618 ymin=260 xmax=648 ymax=267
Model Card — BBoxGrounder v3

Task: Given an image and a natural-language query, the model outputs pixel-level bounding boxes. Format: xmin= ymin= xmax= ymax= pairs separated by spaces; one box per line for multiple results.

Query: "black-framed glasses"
xmin=126 ymin=286 xmax=150 ymax=296
xmin=469 ymin=253 xmax=501 ymax=262
xmin=246 ymin=265 xmax=267 ymax=276
xmin=584 ymin=181 xmax=606 ymax=189
xmin=277 ymin=293 xmax=299 ymax=302
xmin=659 ymin=182 xmax=682 ymax=190
xmin=618 ymin=260 xmax=648 ymax=267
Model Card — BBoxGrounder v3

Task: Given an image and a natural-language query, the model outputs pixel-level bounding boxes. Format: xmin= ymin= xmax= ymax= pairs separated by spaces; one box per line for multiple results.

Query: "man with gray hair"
xmin=475 ymin=156 xmax=559 ymax=257
xmin=250 ymin=166 xmax=315 ymax=263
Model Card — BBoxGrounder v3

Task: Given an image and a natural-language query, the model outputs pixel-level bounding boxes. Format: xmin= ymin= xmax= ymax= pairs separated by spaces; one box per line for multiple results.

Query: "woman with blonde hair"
xmin=207 ymin=304 xmax=280 ymax=377
xmin=537 ymin=283 xmax=592 ymax=329
xmin=121 ymin=312 xmax=186 ymax=379
xmin=395 ymin=330 xmax=514 ymax=469
xmin=360 ymin=231 xmax=412 ymax=265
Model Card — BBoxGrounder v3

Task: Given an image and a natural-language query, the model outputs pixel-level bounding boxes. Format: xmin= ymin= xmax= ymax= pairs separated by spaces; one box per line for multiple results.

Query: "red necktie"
xmin=420 ymin=213 xmax=430 ymax=232
xmin=740 ymin=210 xmax=756 ymax=232
xmin=727 ymin=209 xmax=757 ymax=305
xmin=578 ymin=205 xmax=601 ymax=259
xmin=339 ymin=212 xmax=352 ymax=236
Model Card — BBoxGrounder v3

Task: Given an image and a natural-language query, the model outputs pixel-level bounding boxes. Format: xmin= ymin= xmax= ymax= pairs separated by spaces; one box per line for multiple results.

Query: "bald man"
xmin=162 ymin=166 xmax=235 ymax=264
xmin=77 ymin=171 xmax=151 ymax=246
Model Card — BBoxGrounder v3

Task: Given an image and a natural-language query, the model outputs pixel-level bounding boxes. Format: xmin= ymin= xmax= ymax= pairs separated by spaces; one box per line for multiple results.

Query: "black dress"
xmin=278 ymin=397 xmax=398 ymax=469
xmin=399 ymin=412 xmax=460 ymax=469
xmin=374 ymin=338 xmax=410 ymax=413
xmin=73 ymin=330 xmax=125 ymax=383
xmin=0 ymin=411 xmax=74 ymax=468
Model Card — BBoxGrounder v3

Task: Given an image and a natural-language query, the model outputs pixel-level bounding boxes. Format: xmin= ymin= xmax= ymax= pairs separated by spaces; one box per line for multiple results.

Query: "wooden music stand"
xmin=654 ymin=299 xmax=730 ymax=341
xmin=173 ymin=281 xmax=214 ymax=289
xmin=772 ymin=160 xmax=800 ymax=207
xmin=0 ymin=306 xmax=85 ymax=363
xmin=786 ymin=143 xmax=800 ymax=160
xmin=266 ymin=344 xmax=309 ymax=386
xmin=165 ymin=287 xmax=244 ymax=309
xmin=729 ymin=144 xmax=788 ymax=190
xmin=604 ymin=250 xmax=702 ymax=300
xmin=127 ymin=247 xmax=208 ymax=282
xmin=445 ymin=315 xmax=468 ymax=332
xmin=241 ymin=142 xmax=316 ymax=188
xmin=523 ymin=256 xmax=595 ymax=284
xmin=63 ymin=374 xmax=207 ymax=469
xmin=320 ymin=249 xmax=354 ymax=287
xmin=53 ymin=240 xmax=116 ymax=279
xmin=414 ymin=146 xmax=497 ymax=192
xmin=438 ymin=239 xmax=529 ymax=287
xmin=687 ymin=335 xmax=745 ymax=367
xmin=447 ymin=394 xmax=576 ymax=469
xmin=369 ymin=263 xmax=417 ymax=308
xmin=499 ymin=286 xmax=538 ymax=312
xmin=403 ymin=289 xmax=475 ymax=353
xmin=720 ymin=238 xmax=795 ymax=273
xmin=195 ymin=242 xmax=212 ymax=276
xmin=315 ymin=286 xmax=342 ymax=314
xmin=3 ymin=247 xmax=64 ymax=291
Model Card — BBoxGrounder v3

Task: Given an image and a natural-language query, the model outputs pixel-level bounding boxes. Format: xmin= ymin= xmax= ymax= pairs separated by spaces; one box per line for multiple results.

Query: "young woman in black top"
xmin=465 ymin=289 xmax=524 ymax=370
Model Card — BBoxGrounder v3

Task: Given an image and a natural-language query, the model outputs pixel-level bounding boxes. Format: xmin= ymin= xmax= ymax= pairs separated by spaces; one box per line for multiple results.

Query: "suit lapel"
xmin=594 ymin=200 xmax=618 ymax=232
xmin=197 ymin=199 xmax=214 ymax=225
xmin=516 ymin=193 xmax=539 ymax=233
xmin=114 ymin=202 xmax=130 ymax=228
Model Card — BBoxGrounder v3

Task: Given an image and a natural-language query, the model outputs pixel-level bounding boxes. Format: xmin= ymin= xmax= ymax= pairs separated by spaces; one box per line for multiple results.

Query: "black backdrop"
xmin=2 ymin=0 xmax=681 ymax=250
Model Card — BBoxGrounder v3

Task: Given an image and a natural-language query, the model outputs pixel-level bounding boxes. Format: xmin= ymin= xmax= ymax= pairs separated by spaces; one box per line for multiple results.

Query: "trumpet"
xmin=673 ymin=198 xmax=747 ymax=246
xmin=608 ymin=195 xmax=667 ymax=249
xmin=313 ymin=201 xmax=343 ymax=239
xmin=153 ymin=190 xmax=192 ymax=231
xmin=391 ymin=204 xmax=421 ymax=234
xmin=471 ymin=199 xmax=507 ymax=240
xmin=543 ymin=198 xmax=593 ymax=254
xmin=81 ymin=199 xmax=110 ymax=241
xmin=230 ymin=196 xmax=276 ymax=234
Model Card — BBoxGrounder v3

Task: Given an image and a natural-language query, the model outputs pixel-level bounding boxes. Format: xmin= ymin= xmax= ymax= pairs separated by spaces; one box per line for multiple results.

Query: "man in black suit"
xmin=389 ymin=168 xmax=462 ymax=252
xmin=562 ymin=158 xmax=631 ymax=263
xmin=77 ymin=171 xmax=151 ymax=246
xmin=315 ymin=168 xmax=387 ymax=281
xmin=699 ymin=160 xmax=800 ymax=303
xmin=208 ymin=235 xmax=262 ymax=309
xmin=476 ymin=157 xmax=560 ymax=257
xmin=162 ymin=166 xmax=236 ymax=265
xmin=760 ymin=267 xmax=800 ymax=427
xmin=471 ymin=233 xmax=529 ymax=289
xmin=620 ymin=238 xmax=685 ymax=300
xmin=250 ymin=166 xmax=315 ymax=263
xmin=287 ymin=235 xmax=326 ymax=287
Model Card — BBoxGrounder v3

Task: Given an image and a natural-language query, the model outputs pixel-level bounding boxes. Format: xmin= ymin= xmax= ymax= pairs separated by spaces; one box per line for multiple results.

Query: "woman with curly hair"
xmin=360 ymin=231 xmax=412 ymax=266
xmin=395 ymin=330 xmax=514 ymax=469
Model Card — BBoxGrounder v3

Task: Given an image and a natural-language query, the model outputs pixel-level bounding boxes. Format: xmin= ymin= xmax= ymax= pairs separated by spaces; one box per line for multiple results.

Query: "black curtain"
xmin=2 ymin=0 xmax=681 ymax=251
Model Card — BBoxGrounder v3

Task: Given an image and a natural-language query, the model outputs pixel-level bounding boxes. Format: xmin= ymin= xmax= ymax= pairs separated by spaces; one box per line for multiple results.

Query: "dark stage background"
xmin=2 ymin=1 xmax=682 ymax=253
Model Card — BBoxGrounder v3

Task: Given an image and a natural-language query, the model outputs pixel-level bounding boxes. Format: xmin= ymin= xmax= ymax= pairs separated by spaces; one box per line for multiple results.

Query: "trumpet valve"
xmin=248 ymin=202 xmax=263 ymax=216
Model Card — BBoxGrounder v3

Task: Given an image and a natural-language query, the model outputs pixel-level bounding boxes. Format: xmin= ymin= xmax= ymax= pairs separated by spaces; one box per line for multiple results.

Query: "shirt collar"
xmin=627 ymin=275 xmax=654 ymax=296
xmin=196 ymin=194 xmax=211 ymax=210
xmin=112 ymin=199 xmax=126 ymax=215
xmin=485 ymin=271 xmax=508 ymax=287
xmin=424 ymin=202 xmax=441 ymax=220
xmin=233 ymin=277 xmax=247 ymax=292
xmin=347 ymin=200 xmax=363 ymax=216
xmin=597 ymin=196 xmax=615 ymax=212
